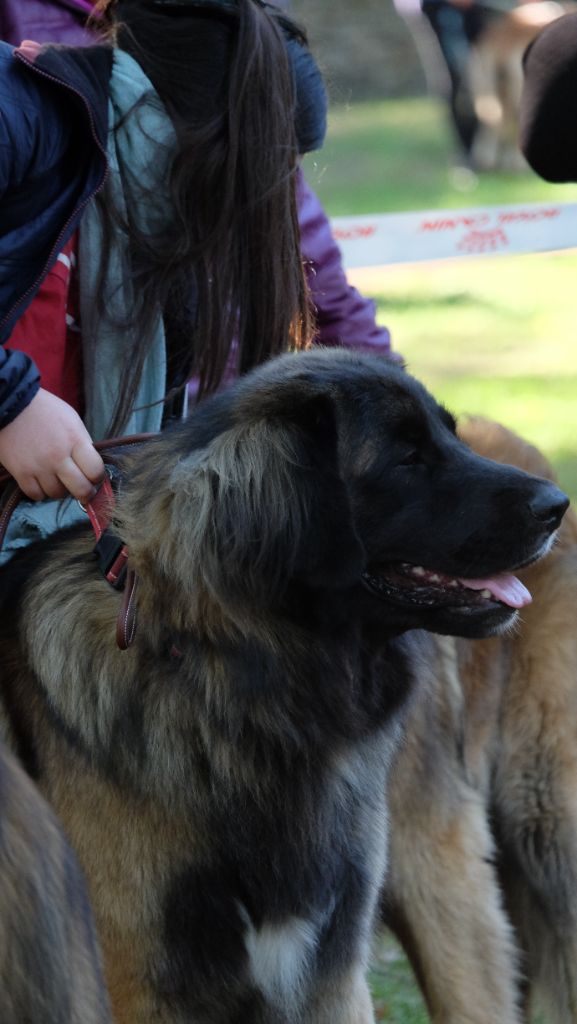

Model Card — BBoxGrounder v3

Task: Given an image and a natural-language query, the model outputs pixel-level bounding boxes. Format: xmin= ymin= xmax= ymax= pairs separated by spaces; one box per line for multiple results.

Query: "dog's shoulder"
xmin=0 ymin=523 xmax=94 ymax=620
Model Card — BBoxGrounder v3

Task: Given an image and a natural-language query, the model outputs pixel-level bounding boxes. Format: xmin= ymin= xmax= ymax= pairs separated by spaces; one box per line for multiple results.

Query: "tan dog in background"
xmin=469 ymin=2 xmax=568 ymax=170
xmin=383 ymin=417 xmax=577 ymax=1023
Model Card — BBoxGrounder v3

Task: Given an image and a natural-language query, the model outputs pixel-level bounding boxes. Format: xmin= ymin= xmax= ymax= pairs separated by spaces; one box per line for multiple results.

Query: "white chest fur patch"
xmin=240 ymin=910 xmax=319 ymax=1008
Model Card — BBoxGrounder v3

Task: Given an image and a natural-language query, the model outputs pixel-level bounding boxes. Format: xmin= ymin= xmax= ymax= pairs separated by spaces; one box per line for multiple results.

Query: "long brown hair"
xmin=92 ymin=0 xmax=324 ymax=434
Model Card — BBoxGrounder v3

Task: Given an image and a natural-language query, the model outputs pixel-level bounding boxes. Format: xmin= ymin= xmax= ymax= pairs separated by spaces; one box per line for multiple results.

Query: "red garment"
xmin=8 ymin=235 xmax=84 ymax=414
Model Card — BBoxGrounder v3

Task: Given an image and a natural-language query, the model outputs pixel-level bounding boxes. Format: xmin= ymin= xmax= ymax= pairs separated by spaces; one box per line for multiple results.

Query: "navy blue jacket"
xmin=0 ymin=40 xmax=112 ymax=428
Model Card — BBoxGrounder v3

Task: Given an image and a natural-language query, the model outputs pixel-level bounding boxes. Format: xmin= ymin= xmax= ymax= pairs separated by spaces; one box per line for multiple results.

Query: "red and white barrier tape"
xmin=330 ymin=201 xmax=577 ymax=268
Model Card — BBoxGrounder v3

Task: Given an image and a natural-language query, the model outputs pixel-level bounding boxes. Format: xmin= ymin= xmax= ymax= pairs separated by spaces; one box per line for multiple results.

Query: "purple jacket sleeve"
xmin=297 ymin=170 xmax=399 ymax=360
xmin=0 ymin=0 xmax=96 ymax=48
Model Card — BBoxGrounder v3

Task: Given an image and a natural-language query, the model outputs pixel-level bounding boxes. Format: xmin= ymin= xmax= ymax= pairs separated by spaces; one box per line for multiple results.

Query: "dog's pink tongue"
xmin=459 ymin=573 xmax=532 ymax=608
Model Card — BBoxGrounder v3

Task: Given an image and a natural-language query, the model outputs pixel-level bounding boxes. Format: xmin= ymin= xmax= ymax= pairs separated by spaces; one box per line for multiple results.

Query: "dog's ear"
xmin=169 ymin=388 xmax=365 ymax=611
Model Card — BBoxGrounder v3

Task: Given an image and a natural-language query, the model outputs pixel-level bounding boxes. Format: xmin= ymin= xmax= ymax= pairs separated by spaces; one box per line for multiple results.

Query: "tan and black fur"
xmin=0 ymin=353 xmax=567 ymax=1024
xmin=383 ymin=416 xmax=577 ymax=1024
xmin=0 ymin=738 xmax=111 ymax=1023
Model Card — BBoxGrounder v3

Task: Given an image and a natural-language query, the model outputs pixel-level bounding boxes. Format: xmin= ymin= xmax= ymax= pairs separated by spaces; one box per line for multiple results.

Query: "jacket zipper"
xmin=0 ymin=52 xmax=109 ymax=336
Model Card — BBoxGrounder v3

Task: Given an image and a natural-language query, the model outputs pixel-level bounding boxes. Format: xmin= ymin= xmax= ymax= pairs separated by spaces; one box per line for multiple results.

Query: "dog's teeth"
xmin=448 ymin=580 xmax=458 ymax=588
xmin=429 ymin=574 xmax=441 ymax=583
xmin=480 ymin=588 xmax=492 ymax=599
xmin=412 ymin=566 xmax=426 ymax=577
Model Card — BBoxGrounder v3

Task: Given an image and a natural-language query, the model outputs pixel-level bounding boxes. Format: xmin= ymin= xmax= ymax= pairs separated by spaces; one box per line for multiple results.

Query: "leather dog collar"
xmin=81 ymin=473 xmax=138 ymax=651
xmin=0 ymin=433 xmax=156 ymax=652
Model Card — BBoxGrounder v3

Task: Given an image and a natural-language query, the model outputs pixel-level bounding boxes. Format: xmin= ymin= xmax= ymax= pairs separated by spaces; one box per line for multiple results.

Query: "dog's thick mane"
xmin=113 ymin=351 xmax=382 ymax=643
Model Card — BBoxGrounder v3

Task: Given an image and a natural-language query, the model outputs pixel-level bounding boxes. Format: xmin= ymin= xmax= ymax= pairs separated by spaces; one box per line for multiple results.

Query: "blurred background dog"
xmin=382 ymin=417 xmax=577 ymax=1024
xmin=469 ymin=1 xmax=569 ymax=171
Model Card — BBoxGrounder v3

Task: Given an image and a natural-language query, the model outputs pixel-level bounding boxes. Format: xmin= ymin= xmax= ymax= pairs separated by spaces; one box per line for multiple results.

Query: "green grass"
xmin=304 ymin=94 xmax=577 ymax=1019
xmin=304 ymin=96 xmax=577 ymax=214
xmin=304 ymin=95 xmax=577 ymax=502
xmin=370 ymin=936 xmax=428 ymax=1023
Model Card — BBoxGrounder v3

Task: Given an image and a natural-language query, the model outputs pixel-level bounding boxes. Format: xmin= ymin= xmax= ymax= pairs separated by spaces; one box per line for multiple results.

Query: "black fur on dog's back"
xmin=0 ymin=350 xmax=568 ymax=1024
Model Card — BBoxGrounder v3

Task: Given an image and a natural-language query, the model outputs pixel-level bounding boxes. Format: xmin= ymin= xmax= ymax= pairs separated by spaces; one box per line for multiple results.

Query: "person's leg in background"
xmin=421 ymin=0 xmax=479 ymax=164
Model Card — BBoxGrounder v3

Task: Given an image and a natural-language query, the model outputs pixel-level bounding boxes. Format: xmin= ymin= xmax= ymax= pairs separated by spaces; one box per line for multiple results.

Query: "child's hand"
xmin=0 ymin=388 xmax=105 ymax=501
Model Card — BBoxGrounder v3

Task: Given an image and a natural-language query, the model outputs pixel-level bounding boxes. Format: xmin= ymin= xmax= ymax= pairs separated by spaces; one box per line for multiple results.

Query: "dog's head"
xmin=121 ymin=350 xmax=568 ymax=640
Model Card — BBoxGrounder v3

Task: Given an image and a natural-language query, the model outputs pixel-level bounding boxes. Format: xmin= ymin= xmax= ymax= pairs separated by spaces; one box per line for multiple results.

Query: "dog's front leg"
xmin=382 ymin=637 xmax=522 ymax=1024
xmin=307 ymin=967 xmax=375 ymax=1024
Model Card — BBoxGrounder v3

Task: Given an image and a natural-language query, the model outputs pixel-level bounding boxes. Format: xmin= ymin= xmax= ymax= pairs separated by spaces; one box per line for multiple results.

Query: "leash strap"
xmin=83 ymin=474 xmax=115 ymax=542
xmin=0 ymin=481 xmax=24 ymax=553
xmin=82 ymin=473 xmax=136 ymax=649
xmin=82 ymin=474 xmax=129 ymax=591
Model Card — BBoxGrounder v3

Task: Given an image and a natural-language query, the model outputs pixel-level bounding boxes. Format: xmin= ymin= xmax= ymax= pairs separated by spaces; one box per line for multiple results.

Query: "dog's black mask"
xmin=166 ymin=350 xmax=569 ymax=640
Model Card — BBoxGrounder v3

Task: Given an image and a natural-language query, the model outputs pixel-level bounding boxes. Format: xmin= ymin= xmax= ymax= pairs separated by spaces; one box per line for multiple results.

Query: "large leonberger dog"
xmin=383 ymin=416 xmax=577 ymax=1024
xmin=0 ymin=350 xmax=568 ymax=1024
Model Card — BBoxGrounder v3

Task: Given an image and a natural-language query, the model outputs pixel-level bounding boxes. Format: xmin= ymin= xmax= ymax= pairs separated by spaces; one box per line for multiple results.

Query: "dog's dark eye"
xmin=397 ymin=450 xmax=423 ymax=467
